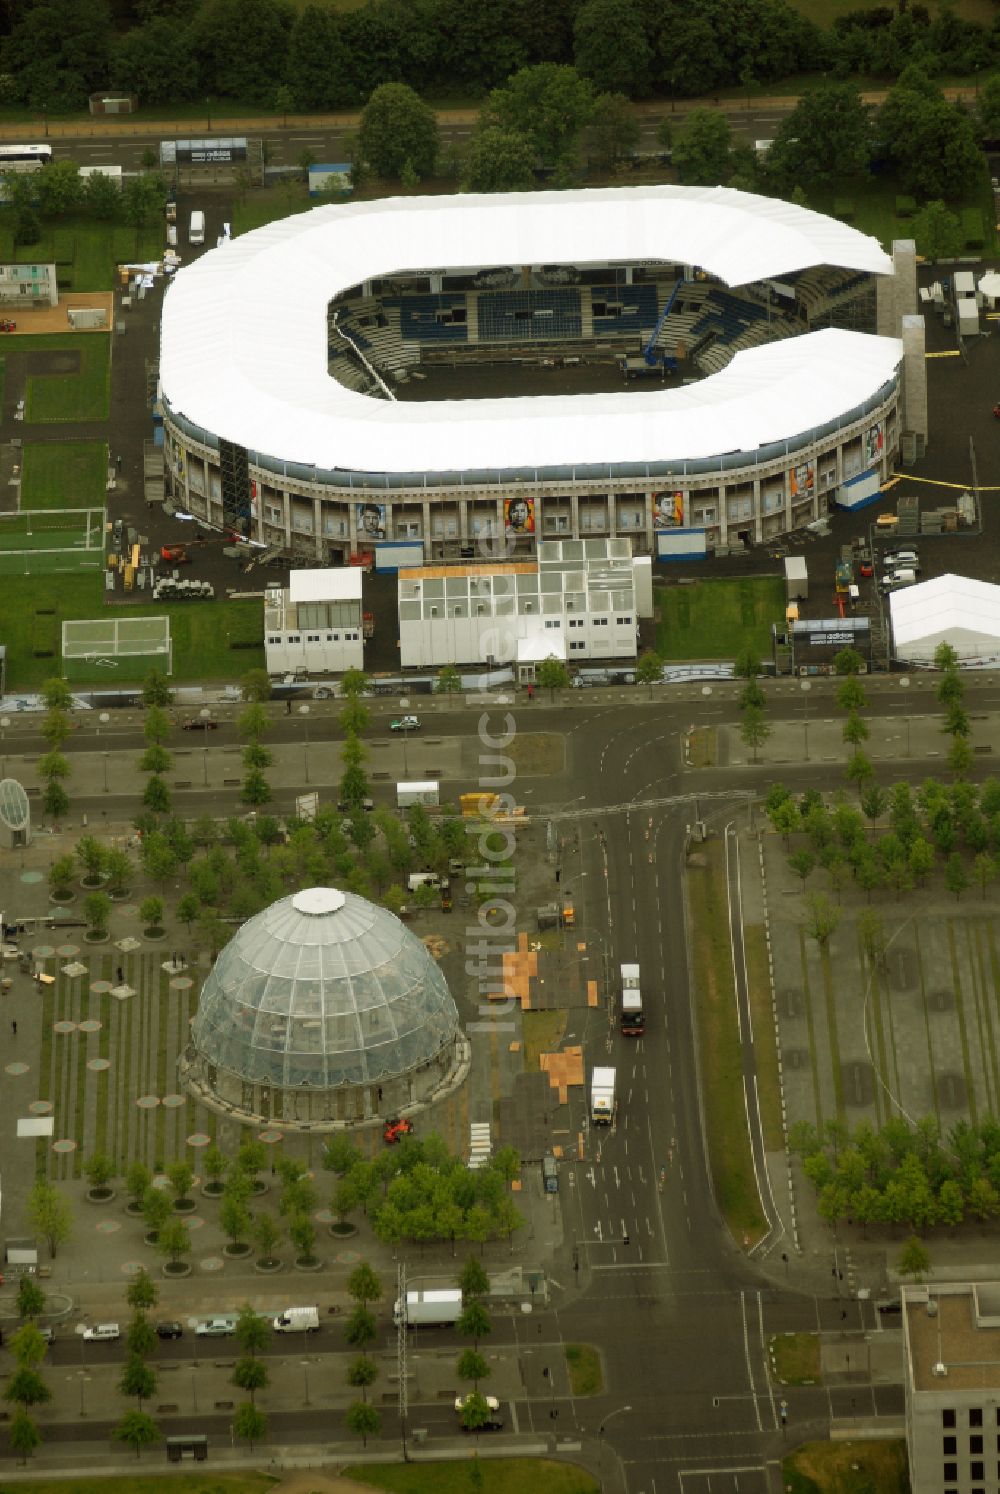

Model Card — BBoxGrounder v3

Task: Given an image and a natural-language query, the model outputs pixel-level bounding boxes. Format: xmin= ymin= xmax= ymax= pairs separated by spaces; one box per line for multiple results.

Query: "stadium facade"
xmin=160 ymin=186 xmax=923 ymax=564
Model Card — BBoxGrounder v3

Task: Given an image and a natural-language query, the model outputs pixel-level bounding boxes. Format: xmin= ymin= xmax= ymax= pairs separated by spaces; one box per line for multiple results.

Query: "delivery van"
xmin=189 ymin=210 xmax=205 ymax=245
xmin=272 ymin=1306 xmax=320 ymax=1334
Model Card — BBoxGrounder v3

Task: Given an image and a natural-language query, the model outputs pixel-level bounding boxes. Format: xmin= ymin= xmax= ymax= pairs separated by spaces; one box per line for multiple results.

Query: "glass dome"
xmin=190 ymin=887 xmax=460 ymax=1090
xmin=0 ymin=779 xmax=29 ymax=831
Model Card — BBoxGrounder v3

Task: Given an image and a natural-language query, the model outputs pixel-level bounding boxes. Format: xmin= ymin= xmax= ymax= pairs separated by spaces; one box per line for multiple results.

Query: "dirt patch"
xmin=273 ymin=1473 xmax=383 ymax=1494
xmin=26 ymin=349 xmax=81 ymax=376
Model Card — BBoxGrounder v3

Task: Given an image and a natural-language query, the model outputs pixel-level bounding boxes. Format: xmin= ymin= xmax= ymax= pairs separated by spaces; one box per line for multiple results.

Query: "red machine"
xmin=383 ymin=1118 xmax=413 ymax=1145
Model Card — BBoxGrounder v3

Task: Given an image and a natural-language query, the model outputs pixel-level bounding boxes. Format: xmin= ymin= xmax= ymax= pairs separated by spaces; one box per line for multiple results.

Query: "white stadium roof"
xmin=890 ymin=574 xmax=1000 ymax=664
xmin=160 ymin=186 xmax=898 ymax=477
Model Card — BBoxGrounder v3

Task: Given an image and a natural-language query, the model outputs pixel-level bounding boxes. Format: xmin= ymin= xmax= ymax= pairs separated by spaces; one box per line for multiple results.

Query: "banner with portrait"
xmin=789 ymin=462 xmax=814 ymax=498
xmin=356 ymin=502 xmax=386 ymax=541
xmin=865 ymin=422 xmax=884 ymax=467
xmin=652 ymin=492 xmax=684 ymax=529
xmin=504 ymin=496 xmax=535 ymax=536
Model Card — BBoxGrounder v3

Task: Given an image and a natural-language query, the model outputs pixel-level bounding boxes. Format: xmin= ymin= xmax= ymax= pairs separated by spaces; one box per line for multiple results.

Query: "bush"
xmin=31 ymin=614 xmax=58 ymax=658
xmin=227 ymin=610 xmax=265 ymax=650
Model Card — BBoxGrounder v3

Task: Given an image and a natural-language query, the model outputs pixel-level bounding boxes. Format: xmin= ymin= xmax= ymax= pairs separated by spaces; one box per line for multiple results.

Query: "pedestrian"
xmin=377 ymin=1086 xmax=383 ymax=1103
xmin=286 ymin=698 xmax=292 ymax=715
xmin=527 ymin=684 xmax=535 ymax=702
xmin=10 ymin=1020 xmax=16 ymax=1036
xmin=115 ymin=454 xmax=122 ymax=472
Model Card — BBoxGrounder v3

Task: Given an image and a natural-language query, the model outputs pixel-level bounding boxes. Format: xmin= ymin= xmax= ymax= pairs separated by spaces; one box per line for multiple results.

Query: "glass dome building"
xmin=0 ymin=779 xmax=30 ymax=850
xmin=181 ymin=886 xmax=467 ymax=1130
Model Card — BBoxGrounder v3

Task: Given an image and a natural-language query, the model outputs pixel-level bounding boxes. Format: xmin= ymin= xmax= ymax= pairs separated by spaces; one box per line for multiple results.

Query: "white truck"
xmin=397 ymin=780 xmax=439 ymax=809
xmin=393 ymin=1288 xmax=463 ymax=1328
xmin=591 ymin=1066 xmax=616 ymax=1125
xmin=272 ymin=1305 xmax=320 ymax=1334
xmin=188 ymin=209 xmax=205 ymax=245
xmin=620 ymin=963 xmax=644 ymax=1036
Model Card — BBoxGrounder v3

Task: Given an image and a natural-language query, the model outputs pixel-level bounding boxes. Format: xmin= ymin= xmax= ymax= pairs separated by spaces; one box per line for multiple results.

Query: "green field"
xmin=17 ymin=334 xmax=112 ymax=422
xmin=231 ymin=182 xmax=316 ymax=237
xmin=807 ymin=170 xmax=997 ymax=256
xmin=0 ymin=215 xmax=162 ymax=293
xmin=0 ymin=574 xmax=264 ymax=689
xmin=353 ymin=1462 xmax=598 ymax=1494
xmin=21 ymin=439 xmax=107 ymax=510
xmin=655 ymin=576 xmax=784 ymax=661
xmin=783 ymin=1439 xmax=909 ymax=1494
xmin=0 ymin=512 xmax=102 ymax=572
xmin=0 ymin=1476 xmax=276 ymax=1494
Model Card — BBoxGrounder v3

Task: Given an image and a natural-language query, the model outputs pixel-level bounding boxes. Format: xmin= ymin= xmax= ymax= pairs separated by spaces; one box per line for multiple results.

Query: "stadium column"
xmin=313 ymin=495 xmax=323 ymax=560
xmin=422 ymin=500 xmax=432 ymax=559
xmin=569 ymin=490 xmax=580 ymax=541
xmin=891 ymin=239 xmax=918 ymax=324
xmin=900 ymin=315 xmax=927 ymax=445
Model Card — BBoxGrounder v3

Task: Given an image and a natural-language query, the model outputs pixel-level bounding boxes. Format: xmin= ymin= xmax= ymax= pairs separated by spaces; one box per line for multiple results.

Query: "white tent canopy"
xmin=979 ymin=271 xmax=1000 ymax=301
xmin=890 ymin=573 xmax=1000 ymax=665
xmin=160 ymin=185 xmax=896 ymax=477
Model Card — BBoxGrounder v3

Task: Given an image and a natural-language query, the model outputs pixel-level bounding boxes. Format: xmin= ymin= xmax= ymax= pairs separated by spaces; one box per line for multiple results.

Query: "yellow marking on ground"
xmin=890 ymin=472 xmax=999 ymax=490
xmin=925 ymin=349 xmax=962 ymax=358
xmin=587 ymin=979 xmax=599 ymax=1008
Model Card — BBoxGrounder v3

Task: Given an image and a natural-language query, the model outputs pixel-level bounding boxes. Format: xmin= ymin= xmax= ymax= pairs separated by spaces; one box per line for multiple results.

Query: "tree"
xmin=805 ymin=892 xmax=840 ymax=948
xmin=241 ymin=768 xmax=272 ymax=807
xmin=41 ymin=778 xmax=68 ymax=820
xmin=141 ymin=668 xmax=172 ymax=708
xmin=114 ymin=1410 xmax=160 ymax=1459
xmin=156 ymin=1217 xmax=191 ymax=1270
xmin=324 ymin=1135 xmax=362 ymax=1177
xmin=944 ymin=852 xmax=969 ymax=901
xmin=457 ymin=1347 xmax=490 ymax=1394
xmin=8 ymin=1408 xmax=40 ymax=1465
xmin=47 ymin=854 xmax=75 ymax=901
xmin=788 ymin=849 xmax=815 ymax=885
xmin=126 ymin=1313 xmax=157 ymax=1361
xmin=458 ymin=1389 xmax=492 ymax=1433
xmin=897 ymin=1234 xmax=930 ymax=1283
xmin=635 ymin=649 xmax=663 ymax=698
xmin=860 ymin=785 xmax=887 ymax=833
xmin=119 ymin=1354 xmax=157 ymax=1410
xmin=739 ymin=678 xmax=766 ymax=712
xmin=537 ymin=657 xmax=571 ymax=701
xmin=879 ymin=75 xmax=982 ymax=198
xmin=948 ymin=737 xmax=974 ymax=781
xmin=4 ymin=1368 xmax=50 ymax=1411
xmin=347 ymin=1354 xmax=378 ymax=1402
xmin=138 ymin=895 xmax=164 ymax=933
xmin=15 ymin=1278 xmax=45 ymax=1324
xmin=202 ymin=1144 xmax=228 ymax=1194
xmin=672 ymin=108 xmax=733 ymax=185
xmin=347 ymin=1261 xmax=383 ymax=1310
xmin=233 ymin=1401 xmax=267 ymax=1452
xmin=9 ymin=1325 xmax=47 ymax=1371
xmin=912 ymin=199 xmax=963 ymax=261
xmin=84 ymin=1151 xmax=115 ymax=1195
xmin=76 ymin=835 xmax=107 ymax=882
xmin=739 ymin=705 xmax=771 ymax=764
xmin=346 ymin=1399 xmax=380 ymax=1448
xmin=573 ymin=0 xmax=650 ymax=95
xmin=457 ymin=1301 xmax=493 ymax=1350
xmin=842 ymin=712 xmax=869 ymax=747
xmin=237 ymin=1139 xmax=267 ymax=1185
xmin=345 ymin=1305 xmax=377 ymax=1351
xmin=289 ymin=1212 xmax=318 ymax=1264
xmin=845 ymin=751 xmax=874 ymax=793
xmin=587 ymin=91 xmax=640 ymax=170
xmin=359 ymin=83 xmax=438 ymax=180
xmin=734 ymin=646 xmax=762 ymax=681
xmin=176 ymin=891 xmax=200 ymax=933
xmin=973 ymin=852 xmax=995 ymax=899
xmin=463 ymin=125 xmax=537 ymax=192
xmin=340 ymin=668 xmax=371 ymax=699
xmin=27 ymin=1180 xmax=72 ymax=1260
xmin=767 ymin=83 xmax=870 ymax=187
xmin=41 ymin=677 xmax=73 ymax=711
xmin=459 ymin=1256 xmax=490 ymax=1302
xmin=241 ymin=668 xmax=272 ymax=702
xmin=252 ymin=1213 xmax=282 ymax=1266
xmin=141 ymin=1185 xmax=172 ymax=1241
xmin=166 ymin=1161 xmax=194 ymax=1208
xmin=232 ymin=1356 xmax=269 ymax=1403
xmin=484 ymin=63 xmax=595 ymax=168
xmin=220 ymin=1192 xmax=251 ymax=1252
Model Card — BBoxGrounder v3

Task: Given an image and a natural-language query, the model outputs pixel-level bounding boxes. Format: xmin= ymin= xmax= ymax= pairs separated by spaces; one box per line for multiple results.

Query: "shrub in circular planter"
xmin=138 ymin=896 xmax=165 ymax=940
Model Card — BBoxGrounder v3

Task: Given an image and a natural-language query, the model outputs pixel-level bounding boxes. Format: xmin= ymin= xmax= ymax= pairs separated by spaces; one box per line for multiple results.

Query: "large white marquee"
xmin=160 ymin=185 xmax=897 ymax=476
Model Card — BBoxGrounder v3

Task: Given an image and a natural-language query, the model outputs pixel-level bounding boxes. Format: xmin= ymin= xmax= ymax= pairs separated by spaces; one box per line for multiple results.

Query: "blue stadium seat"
xmin=590 ymin=284 xmax=658 ymax=337
xmin=388 ymin=294 xmax=469 ymax=344
xmin=478 ymin=288 xmax=582 ymax=343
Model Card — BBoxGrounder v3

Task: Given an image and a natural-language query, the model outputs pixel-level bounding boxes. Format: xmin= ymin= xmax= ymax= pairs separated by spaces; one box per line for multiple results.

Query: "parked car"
xmin=390 ymin=716 xmax=420 ymax=732
xmin=182 ymin=718 xmax=219 ymax=731
xmin=462 ymin=1418 xmax=505 ymax=1433
xmin=195 ymin=1318 xmax=235 ymax=1338
xmin=337 ymin=797 xmax=374 ymax=813
xmin=83 ymin=1322 xmax=120 ymax=1342
xmin=38 ymin=1327 xmax=55 ymax=1344
xmin=156 ymin=1320 xmax=183 ymax=1339
xmin=455 ymin=1394 xmax=500 ymax=1412
xmin=883 ymin=550 xmax=920 ymax=571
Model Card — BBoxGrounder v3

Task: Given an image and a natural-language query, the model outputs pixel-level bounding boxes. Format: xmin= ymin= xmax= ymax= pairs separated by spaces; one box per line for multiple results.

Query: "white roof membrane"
xmin=160 ymin=186 xmax=897 ymax=477
xmin=891 ymin=574 xmax=1000 ymax=661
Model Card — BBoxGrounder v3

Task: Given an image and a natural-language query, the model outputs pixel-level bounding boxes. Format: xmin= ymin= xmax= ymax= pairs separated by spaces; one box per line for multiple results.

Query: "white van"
xmin=273 ymin=1306 xmax=320 ymax=1334
xmin=189 ymin=210 xmax=205 ymax=245
xmin=880 ymin=568 xmax=917 ymax=592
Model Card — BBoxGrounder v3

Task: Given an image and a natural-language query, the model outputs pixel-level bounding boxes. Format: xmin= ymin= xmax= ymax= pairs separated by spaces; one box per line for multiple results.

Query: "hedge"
xmin=31 ymin=613 xmax=58 ymax=657
xmin=226 ymin=609 xmax=265 ymax=650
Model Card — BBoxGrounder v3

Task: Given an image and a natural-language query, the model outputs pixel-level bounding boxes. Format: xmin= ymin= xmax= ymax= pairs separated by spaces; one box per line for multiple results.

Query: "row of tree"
xmin=792 ymin=1114 xmax=1000 ymax=1239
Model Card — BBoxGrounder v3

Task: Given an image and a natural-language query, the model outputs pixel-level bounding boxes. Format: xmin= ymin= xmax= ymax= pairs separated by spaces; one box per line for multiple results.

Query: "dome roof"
xmin=190 ymin=887 xmax=460 ymax=1091
xmin=0 ymin=779 xmax=29 ymax=831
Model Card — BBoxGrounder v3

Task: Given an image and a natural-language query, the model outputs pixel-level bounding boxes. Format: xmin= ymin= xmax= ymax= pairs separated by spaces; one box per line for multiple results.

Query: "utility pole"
xmin=397 ymin=1261 xmax=408 ymax=1461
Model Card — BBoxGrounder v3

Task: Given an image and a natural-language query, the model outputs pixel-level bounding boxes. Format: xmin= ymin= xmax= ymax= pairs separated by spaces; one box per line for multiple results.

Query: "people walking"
xmin=10 ymin=1020 xmax=16 ymax=1036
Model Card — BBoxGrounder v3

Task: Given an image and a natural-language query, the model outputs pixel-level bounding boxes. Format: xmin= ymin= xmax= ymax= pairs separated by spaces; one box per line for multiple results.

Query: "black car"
xmin=463 ymin=1418 xmax=504 ymax=1433
xmin=156 ymin=1320 xmax=183 ymax=1339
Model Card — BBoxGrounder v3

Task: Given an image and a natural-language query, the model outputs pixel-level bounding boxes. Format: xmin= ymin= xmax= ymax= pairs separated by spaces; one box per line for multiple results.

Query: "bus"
xmin=621 ymin=962 xmax=644 ymax=1036
xmin=0 ymin=144 xmax=53 ymax=172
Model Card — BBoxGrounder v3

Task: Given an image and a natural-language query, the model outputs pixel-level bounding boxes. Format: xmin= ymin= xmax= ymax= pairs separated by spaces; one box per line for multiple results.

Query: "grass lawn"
xmin=232 ymin=184 xmax=317 ymax=237
xmin=354 ymin=1461 xmax=597 ymax=1494
xmin=0 ymin=1477 xmax=277 ymax=1494
xmin=783 ymin=1439 xmax=909 ymax=1494
xmin=21 ymin=440 xmax=107 ymax=511
xmin=523 ymin=1009 xmax=567 ymax=1072
xmin=745 ymin=923 xmax=784 ymax=1150
xmin=507 ymin=731 xmax=565 ymax=776
xmin=0 ymin=214 xmax=163 ymax=292
xmin=565 ymin=1343 xmax=603 ymax=1396
xmin=655 ymin=577 xmax=784 ymax=662
xmin=807 ymin=170 xmax=997 ymax=256
xmin=16 ymin=334 xmax=111 ymax=422
xmin=689 ymin=838 xmax=768 ymax=1243
xmin=0 ymin=573 xmax=265 ymax=690
xmin=770 ymin=1332 xmax=821 ymax=1385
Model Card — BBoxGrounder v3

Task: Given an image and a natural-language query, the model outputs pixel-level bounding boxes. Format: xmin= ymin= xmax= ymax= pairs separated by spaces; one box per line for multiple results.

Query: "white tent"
xmin=890 ymin=573 xmax=1000 ymax=666
xmin=979 ymin=270 xmax=1000 ymax=306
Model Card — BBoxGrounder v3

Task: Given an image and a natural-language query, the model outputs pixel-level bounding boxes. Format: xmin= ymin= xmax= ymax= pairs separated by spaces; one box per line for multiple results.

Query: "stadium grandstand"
xmin=159 ymin=186 xmax=925 ymax=564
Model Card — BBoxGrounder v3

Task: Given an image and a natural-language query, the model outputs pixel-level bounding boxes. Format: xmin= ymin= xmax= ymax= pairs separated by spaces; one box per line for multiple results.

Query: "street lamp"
xmin=301 ymin=1357 xmax=311 ymax=1407
xmin=899 ymin=675 xmax=911 ymax=757
xmin=68 ymin=1371 xmax=90 ymax=1416
xmin=800 ymin=678 xmax=812 ymax=761
xmin=599 ymin=1405 xmax=633 ymax=1484
xmin=299 ymin=703 xmax=311 ymax=784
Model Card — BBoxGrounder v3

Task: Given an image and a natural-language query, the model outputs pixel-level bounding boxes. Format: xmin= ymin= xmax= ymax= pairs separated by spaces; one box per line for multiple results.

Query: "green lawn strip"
xmin=2 ymin=1474 xmax=279 ymax=1494
xmin=913 ymin=931 xmax=941 ymax=1127
xmin=948 ymin=923 xmax=978 ymax=1126
xmin=820 ymin=947 xmax=844 ymax=1121
xmin=798 ymin=927 xmax=824 ymax=1133
xmin=121 ymin=981 xmax=137 ymax=1169
xmin=769 ymin=1332 xmax=821 ymax=1386
xmin=232 ymin=185 xmax=315 ymax=237
xmin=744 ymin=924 xmax=784 ymax=1149
xmin=352 ymin=1461 xmax=598 ymax=1494
xmin=782 ymin=1439 xmax=910 ymax=1494
xmin=5 ymin=217 xmax=162 ymax=293
xmin=654 ymin=577 xmax=785 ymax=661
xmin=565 ymin=1343 xmax=602 ymax=1395
xmin=20 ymin=440 xmax=108 ymax=512
xmin=92 ymin=954 xmax=111 ymax=1158
xmin=72 ymin=991 xmax=89 ymax=1177
xmin=689 ymin=842 xmax=768 ymax=1242
xmin=861 ymin=942 xmax=888 ymax=1130
xmin=880 ymin=938 xmax=905 ymax=1124
xmin=807 ymin=169 xmax=996 ymax=256
xmin=155 ymin=966 xmax=170 ymax=1165
xmin=35 ymin=973 xmax=56 ymax=1175
xmin=987 ymin=924 xmax=1000 ymax=1088
xmin=24 ymin=334 xmax=111 ymax=422
xmin=971 ymin=922 xmax=999 ymax=1115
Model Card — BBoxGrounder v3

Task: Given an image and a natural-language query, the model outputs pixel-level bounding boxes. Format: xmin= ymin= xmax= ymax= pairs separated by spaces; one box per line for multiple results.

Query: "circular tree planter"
xmin=201 ymin=1181 xmax=226 ymax=1199
xmin=294 ymin=1256 xmax=323 ymax=1273
xmin=223 ymin=1242 xmax=252 ymax=1259
xmin=107 ymin=889 xmax=131 ymax=903
xmin=143 ymin=927 xmax=167 ymax=941
xmin=48 ymin=891 xmax=75 ymax=906
xmin=173 ymin=1198 xmax=197 ymax=1214
xmin=143 ymin=1230 xmax=161 ymax=1248
xmin=254 ymin=1257 xmax=283 ymax=1275
xmin=83 ymin=930 xmax=109 ymax=945
xmin=85 ymin=1187 xmax=116 ymax=1205
xmin=247 ymin=1179 xmax=268 ymax=1198
xmin=328 ymin=1221 xmax=357 ymax=1239
xmin=125 ymin=1201 xmax=145 ymax=1218
xmin=80 ymin=875 xmax=108 ymax=891
xmin=161 ymin=1262 xmax=192 ymax=1279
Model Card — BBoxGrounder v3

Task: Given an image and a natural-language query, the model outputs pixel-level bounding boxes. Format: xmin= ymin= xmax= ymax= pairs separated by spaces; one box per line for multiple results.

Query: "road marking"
xmin=740 ymin=1291 xmax=764 ymax=1431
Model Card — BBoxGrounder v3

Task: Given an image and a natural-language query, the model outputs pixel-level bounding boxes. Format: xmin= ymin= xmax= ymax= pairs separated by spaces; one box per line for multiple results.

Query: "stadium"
xmin=159 ymin=185 xmax=921 ymax=565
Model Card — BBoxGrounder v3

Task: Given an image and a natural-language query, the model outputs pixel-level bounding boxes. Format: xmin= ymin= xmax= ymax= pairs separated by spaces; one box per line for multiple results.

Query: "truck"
xmin=396 ymin=780 xmax=439 ymax=809
xmin=835 ymin=557 xmax=853 ymax=595
xmin=189 ymin=209 xmax=205 ymax=245
xmin=620 ymin=963 xmax=644 ymax=1036
xmin=272 ymin=1306 xmax=320 ymax=1334
xmin=393 ymin=1288 xmax=463 ymax=1328
xmin=591 ymin=1066 xmax=616 ymax=1125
